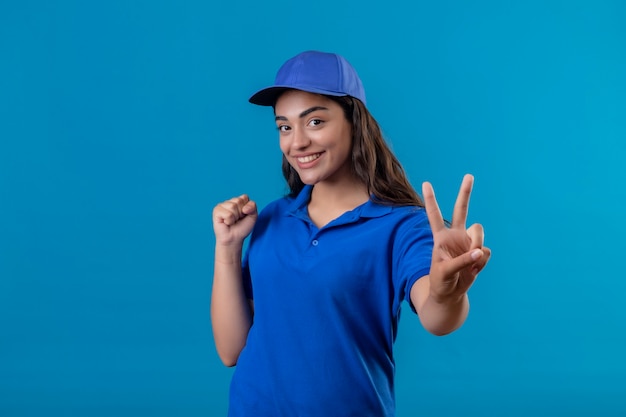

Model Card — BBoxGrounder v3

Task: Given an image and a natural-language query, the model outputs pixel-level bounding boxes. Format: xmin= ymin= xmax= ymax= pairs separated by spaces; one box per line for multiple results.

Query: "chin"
xmin=295 ymin=172 xmax=321 ymax=185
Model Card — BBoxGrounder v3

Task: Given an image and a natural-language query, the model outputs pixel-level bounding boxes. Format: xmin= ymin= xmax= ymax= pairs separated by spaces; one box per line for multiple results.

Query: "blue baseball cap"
xmin=249 ymin=50 xmax=367 ymax=106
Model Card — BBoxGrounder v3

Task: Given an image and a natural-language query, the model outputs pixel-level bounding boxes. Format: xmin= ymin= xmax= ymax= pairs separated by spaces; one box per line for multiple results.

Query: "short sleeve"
xmin=241 ymin=246 xmax=253 ymax=300
xmin=392 ymin=208 xmax=434 ymax=313
xmin=240 ymin=198 xmax=277 ymax=301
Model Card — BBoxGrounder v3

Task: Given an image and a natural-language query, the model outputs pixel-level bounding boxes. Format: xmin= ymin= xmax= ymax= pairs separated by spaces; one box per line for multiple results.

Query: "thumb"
xmin=242 ymin=200 xmax=258 ymax=218
xmin=443 ymin=248 xmax=484 ymax=276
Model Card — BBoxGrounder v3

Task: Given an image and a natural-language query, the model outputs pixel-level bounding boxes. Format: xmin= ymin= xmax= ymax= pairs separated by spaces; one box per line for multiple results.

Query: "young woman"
xmin=211 ymin=50 xmax=491 ymax=416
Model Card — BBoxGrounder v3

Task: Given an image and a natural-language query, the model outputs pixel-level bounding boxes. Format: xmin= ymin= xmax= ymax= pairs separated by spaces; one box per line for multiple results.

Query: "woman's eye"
xmin=277 ymin=125 xmax=290 ymax=132
xmin=308 ymin=119 xmax=323 ymax=127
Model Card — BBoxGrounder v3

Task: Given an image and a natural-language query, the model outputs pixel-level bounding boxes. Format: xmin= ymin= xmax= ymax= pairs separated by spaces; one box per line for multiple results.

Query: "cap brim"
xmin=248 ymin=87 xmax=291 ymax=106
xmin=249 ymin=85 xmax=348 ymax=106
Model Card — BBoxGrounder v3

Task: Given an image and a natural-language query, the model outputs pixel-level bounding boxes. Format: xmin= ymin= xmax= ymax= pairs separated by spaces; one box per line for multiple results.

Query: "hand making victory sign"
xmin=422 ymin=174 xmax=491 ymax=304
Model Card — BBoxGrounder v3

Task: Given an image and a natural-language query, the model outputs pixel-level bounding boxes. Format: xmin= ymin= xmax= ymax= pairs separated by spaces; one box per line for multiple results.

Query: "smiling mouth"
xmin=297 ymin=153 xmax=322 ymax=163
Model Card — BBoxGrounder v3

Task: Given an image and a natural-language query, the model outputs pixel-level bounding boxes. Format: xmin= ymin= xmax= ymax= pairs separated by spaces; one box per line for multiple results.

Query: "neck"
xmin=307 ymin=178 xmax=369 ymax=228
xmin=312 ymin=175 xmax=368 ymax=203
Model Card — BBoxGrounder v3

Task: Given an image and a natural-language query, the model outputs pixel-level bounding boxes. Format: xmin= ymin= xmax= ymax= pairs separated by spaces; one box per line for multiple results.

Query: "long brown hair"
xmin=280 ymin=95 xmax=424 ymax=207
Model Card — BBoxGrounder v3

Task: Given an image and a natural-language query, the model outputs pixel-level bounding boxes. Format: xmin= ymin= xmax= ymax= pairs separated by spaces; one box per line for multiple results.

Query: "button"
xmin=311 ymin=239 xmax=319 ymax=246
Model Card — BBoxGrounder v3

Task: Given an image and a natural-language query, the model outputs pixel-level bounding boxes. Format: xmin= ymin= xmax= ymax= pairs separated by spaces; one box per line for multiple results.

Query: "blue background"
xmin=1 ymin=1 xmax=625 ymax=416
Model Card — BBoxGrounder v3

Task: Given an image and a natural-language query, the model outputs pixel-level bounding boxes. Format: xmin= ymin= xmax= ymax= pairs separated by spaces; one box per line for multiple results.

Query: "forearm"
xmin=418 ymin=293 xmax=469 ymax=336
xmin=411 ymin=276 xmax=470 ymax=336
xmin=210 ymin=244 xmax=253 ymax=366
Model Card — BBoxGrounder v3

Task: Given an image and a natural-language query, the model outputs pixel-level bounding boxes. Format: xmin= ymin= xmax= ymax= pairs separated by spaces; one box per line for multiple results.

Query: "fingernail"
xmin=471 ymin=249 xmax=483 ymax=260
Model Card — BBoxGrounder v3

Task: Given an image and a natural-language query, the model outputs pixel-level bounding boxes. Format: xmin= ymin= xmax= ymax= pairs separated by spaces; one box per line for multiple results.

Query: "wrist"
xmin=214 ymin=243 xmax=243 ymax=265
xmin=428 ymin=291 xmax=467 ymax=307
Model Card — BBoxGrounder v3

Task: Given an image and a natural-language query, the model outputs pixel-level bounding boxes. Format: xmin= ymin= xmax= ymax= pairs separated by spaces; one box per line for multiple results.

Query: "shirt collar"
xmin=286 ymin=185 xmax=393 ymax=222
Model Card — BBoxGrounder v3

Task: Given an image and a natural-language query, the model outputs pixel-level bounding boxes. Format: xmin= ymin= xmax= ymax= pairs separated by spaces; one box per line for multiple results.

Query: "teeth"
xmin=297 ymin=153 xmax=321 ymax=163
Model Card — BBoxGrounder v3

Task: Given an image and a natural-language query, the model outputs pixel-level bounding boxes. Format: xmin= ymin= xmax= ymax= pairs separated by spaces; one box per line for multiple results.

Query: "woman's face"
xmin=274 ymin=90 xmax=353 ymax=187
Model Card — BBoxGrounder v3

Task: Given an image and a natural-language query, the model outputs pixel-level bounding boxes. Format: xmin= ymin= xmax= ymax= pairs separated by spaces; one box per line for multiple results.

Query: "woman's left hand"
xmin=422 ymin=174 xmax=491 ymax=303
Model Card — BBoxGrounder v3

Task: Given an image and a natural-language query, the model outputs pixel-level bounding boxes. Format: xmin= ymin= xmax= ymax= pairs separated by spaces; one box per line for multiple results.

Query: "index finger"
xmin=451 ymin=174 xmax=474 ymax=229
xmin=422 ymin=181 xmax=446 ymax=232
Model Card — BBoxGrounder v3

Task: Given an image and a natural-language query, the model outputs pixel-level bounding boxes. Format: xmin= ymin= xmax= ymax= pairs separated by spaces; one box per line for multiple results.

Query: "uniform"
xmin=228 ymin=185 xmax=434 ymax=416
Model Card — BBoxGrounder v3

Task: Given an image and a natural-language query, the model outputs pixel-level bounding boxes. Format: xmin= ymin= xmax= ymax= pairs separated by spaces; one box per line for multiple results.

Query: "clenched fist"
xmin=212 ymin=194 xmax=258 ymax=246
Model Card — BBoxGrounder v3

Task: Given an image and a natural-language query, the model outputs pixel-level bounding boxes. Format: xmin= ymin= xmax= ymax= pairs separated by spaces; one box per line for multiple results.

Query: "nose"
xmin=291 ymin=127 xmax=311 ymax=150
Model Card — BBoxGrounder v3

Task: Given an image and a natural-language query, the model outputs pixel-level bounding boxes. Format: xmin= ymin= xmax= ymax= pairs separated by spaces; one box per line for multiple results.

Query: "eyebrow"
xmin=275 ymin=106 xmax=329 ymax=122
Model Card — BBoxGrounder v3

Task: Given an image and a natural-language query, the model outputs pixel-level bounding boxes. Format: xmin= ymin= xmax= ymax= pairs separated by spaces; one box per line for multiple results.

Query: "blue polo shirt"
xmin=229 ymin=185 xmax=433 ymax=417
